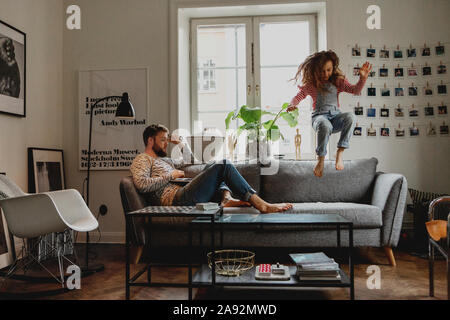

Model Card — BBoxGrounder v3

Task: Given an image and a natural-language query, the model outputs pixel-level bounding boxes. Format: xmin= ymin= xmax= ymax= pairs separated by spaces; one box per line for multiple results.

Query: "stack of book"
xmin=195 ymin=202 xmax=220 ymax=211
xmin=289 ymin=252 xmax=341 ymax=281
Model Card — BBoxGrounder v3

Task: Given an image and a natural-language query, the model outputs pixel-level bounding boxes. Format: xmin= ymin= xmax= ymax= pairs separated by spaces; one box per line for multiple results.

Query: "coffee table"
xmin=190 ymin=213 xmax=355 ymax=300
xmin=124 ymin=205 xmax=222 ymax=300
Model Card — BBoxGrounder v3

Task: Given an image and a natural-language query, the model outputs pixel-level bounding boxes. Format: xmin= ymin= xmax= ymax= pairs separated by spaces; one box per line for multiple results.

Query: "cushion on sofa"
xmin=260 ymin=158 xmax=378 ymax=203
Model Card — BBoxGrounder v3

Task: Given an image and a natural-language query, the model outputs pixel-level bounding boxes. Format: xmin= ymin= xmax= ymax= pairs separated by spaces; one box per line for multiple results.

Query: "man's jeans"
xmin=172 ymin=159 xmax=257 ymax=206
xmin=312 ymin=112 xmax=356 ymax=157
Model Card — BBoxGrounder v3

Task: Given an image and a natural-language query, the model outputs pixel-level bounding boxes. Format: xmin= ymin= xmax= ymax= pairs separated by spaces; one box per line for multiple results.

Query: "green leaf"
xmin=225 ymin=111 xmax=235 ymax=130
xmin=280 ymin=112 xmax=298 ymax=127
xmin=266 ymin=125 xmax=280 ymax=141
xmin=281 ymin=102 xmax=290 ymax=110
xmin=240 ymin=105 xmax=262 ymax=123
xmin=262 ymin=120 xmax=274 ymax=130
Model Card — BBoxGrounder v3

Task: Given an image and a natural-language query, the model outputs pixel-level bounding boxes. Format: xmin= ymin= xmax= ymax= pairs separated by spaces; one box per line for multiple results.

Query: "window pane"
xmin=196 ymin=112 xmax=231 ymax=136
xmin=197 ymin=68 xmax=246 ymax=113
xmin=197 ymin=24 xmax=246 ymax=68
xmin=260 ymin=66 xmax=299 ymax=109
xmin=260 ymin=21 xmax=310 ymax=67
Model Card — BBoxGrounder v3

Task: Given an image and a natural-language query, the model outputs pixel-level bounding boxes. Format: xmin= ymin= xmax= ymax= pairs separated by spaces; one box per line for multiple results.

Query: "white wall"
xmin=61 ymin=0 xmax=449 ymax=243
xmin=63 ymin=0 xmax=169 ymax=242
xmin=326 ymin=0 xmax=450 ymax=194
xmin=0 ymin=0 xmax=63 ymax=190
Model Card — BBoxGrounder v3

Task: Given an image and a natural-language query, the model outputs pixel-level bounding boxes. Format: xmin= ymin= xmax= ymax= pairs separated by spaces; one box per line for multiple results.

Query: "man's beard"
xmin=153 ymin=145 xmax=167 ymax=157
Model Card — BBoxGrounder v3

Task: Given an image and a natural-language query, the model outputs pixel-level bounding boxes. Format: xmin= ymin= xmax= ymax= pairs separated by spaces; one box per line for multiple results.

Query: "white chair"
xmin=0 ymin=174 xmax=98 ymax=291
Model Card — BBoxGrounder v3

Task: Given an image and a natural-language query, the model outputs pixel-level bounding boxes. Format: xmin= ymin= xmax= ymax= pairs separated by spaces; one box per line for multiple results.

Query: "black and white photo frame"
xmin=0 ymin=19 xmax=26 ymax=117
xmin=27 ymin=148 xmax=66 ymax=193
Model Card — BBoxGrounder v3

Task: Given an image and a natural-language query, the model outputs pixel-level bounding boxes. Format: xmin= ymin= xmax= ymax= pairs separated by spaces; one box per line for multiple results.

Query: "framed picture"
xmin=0 ymin=19 xmax=26 ymax=117
xmin=0 ymin=172 xmax=14 ymax=269
xmin=27 ymin=148 xmax=65 ymax=193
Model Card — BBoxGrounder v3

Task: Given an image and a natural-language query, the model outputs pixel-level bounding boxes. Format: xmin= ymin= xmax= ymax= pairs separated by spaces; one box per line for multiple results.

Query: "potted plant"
xmin=225 ymin=103 xmax=299 ymax=160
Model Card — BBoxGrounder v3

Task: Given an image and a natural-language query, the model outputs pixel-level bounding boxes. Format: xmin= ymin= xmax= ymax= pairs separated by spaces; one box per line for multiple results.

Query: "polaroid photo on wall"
xmin=435 ymin=45 xmax=445 ymax=56
xmin=368 ymin=87 xmax=376 ymax=97
xmin=380 ymin=127 xmax=390 ymax=137
xmin=380 ymin=107 xmax=390 ymax=117
xmin=440 ymin=124 xmax=449 ymax=135
xmin=368 ymin=70 xmax=376 ymax=78
xmin=395 ymin=87 xmax=404 ymax=97
xmin=409 ymin=125 xmax=419 ymax=137
xmin=353 ymin=126 xmax=362 ymax=136
xmin=351 ymin=46 xmax=361 ymax=57
xmin=408 ymin=86 xmax=418 ymax=96
xmin=353 ymin=66 xmax=361 ymax=76
xmin=367 ymin=107 xmax=376 ymax=117
xmin=379 ymin=67 xmax=389 ymax=78
xmin=427 ymin=123 xmax=437 ymax=136
xmin=367 ymin=126 xmax=377 ymax=137
xmin=379 ymin=49 xmax=390 ymax=59
xmin=437 ymin=84 xmax=447 ymax=95
xmin=424 ymin=106 xmax=434 ymax=116
xmin=381 ymin=88 xmax=391 ymax=97
xmin=421 ymin=46 xmax=431 ymax=57
xmin=395 ymin=106 xmax=405 ymax=117
xmin=407 ymin=67 xmax=418 ymax=77
xmin=423 ymin=86 xmax=433 ymax=96
xmin=437 ymin=64 xmax=447 ymax=75
xmin=366 ymin=48 xmax=376 ymax=58
xmin=409 ymin=108 xmax=419 ymax=117
xmin=395 ymin=127 xmax=405 ymax=137
xmin=422 ymin=66 xmax=432 ymax=76
xmin=438 ymin=105 xmax=448 ymax=116
xmin=394 ymin=67 xmax=404 ymax=78
xmin=407 ymin=48 xmax=417 ymax=58
xmin=354 ymin=106 xmax=363 ymax=116
xmin=394 ymin=49 xmax=404 ymax=60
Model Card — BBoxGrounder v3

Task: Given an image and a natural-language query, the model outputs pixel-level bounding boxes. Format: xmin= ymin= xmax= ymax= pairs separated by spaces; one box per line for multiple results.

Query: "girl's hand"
xmin=286 ymin=105 xmax=298 ymax=112
xmin=359 ymin=61 xmax=372 ymax=79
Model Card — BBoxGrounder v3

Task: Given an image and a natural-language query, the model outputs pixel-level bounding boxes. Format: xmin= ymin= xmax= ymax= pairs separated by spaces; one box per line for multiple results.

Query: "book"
xmin=298 ymin=274 xmax=342 ymax=281
xmin=196 ymin=202 xmax=220 ymax=211
xmin=289 ymin=252 xmax=335 ymax=266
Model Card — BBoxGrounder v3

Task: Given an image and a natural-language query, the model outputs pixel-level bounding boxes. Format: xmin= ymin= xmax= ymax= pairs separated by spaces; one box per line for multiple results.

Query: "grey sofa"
xmin=120 ymin=158 xmax=407 ymax=266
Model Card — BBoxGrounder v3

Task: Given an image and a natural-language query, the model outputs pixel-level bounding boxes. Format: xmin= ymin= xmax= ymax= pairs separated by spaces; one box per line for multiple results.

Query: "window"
xmin=191 ymin=15 xmax=317 ymax=159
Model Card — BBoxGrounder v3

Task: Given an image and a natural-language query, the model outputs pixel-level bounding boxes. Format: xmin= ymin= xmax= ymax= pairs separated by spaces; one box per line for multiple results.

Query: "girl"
xmin=287 ymin=50 xmax=372 ymax=177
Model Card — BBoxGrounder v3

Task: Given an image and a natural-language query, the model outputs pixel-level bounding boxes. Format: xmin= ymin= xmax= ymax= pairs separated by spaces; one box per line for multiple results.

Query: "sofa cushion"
xmin=182 ymin=161 xmax=261 ymax=194
xmin=261 ymin=158 xmax=378 ymax=203
xmin=223 ymin=202 xmax=382 ymax=228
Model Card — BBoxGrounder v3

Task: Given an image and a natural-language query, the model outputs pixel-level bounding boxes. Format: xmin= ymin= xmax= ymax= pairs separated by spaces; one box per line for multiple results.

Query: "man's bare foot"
xmin=249 ymin=194 xmax=293 ymax=214
xmin=221 ymin=198 xmax=251 ymax=208
xmin=314 ymin=157 xmax=325 ymax=177
xmin=335 ymin=148 xmax=345 ymax=171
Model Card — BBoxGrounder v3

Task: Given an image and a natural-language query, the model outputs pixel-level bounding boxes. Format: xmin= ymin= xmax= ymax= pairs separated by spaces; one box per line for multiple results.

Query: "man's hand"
xmin=171 ymin=170 xmax=185 ymax=179
xmin=359 ymin=61 xmax=373 ymax=79
xmin=169 ymin=133 xmax=183 ymax=145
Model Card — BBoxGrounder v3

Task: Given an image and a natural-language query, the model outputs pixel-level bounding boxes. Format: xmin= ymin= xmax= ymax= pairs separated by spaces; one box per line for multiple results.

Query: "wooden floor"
xmin=0 ymin=244 xmax=448 ymax=300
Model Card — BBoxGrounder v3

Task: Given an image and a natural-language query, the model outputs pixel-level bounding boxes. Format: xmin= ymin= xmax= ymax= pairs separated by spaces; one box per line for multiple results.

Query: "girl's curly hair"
xmin=290 ymin=50 xmax=345 ymax=93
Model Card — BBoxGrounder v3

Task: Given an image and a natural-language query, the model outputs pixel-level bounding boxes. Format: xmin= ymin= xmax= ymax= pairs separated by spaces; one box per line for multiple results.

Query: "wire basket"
xmin=207 ymin=249 xmax=255 ymax=276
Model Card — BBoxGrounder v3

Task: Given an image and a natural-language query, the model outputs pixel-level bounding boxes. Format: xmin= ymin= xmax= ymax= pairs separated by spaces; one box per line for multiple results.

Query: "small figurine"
xmin=294 ymin=128 xmax=302 ymax=160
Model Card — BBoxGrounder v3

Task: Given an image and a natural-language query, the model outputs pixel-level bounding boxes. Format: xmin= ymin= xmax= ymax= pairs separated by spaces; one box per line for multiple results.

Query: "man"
xmin=130 ymin=124 xmax=292 ymax=213
xmin=0 ymin=37 xmax=21 ymax=98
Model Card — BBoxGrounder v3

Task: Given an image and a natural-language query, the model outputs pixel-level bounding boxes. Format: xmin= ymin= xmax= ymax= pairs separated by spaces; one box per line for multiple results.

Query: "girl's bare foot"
xmin=314 ymin=156 xmax=325 ymax=177
xmin=249 ymin=194 xmax=293 ymax=214
xmin=335 ymin=148 xmax=345 ymax=171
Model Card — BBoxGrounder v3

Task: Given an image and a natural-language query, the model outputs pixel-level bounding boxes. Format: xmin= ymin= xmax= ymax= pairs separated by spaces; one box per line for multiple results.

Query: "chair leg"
xmin=130 ymin=246 xmax=144 ymax=265
xmin=383 ymin=246 xmax=397 ymax=266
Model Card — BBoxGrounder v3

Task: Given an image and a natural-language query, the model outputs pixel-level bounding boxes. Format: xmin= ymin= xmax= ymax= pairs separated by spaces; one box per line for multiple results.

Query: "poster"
xmin=78 ymin=68 xmax=148 ymax=170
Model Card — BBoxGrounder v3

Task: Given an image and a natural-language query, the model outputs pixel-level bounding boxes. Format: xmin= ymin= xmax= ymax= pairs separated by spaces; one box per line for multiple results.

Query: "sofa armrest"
xmin=371 ymin=173 xmax=408 ymax=247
